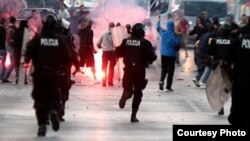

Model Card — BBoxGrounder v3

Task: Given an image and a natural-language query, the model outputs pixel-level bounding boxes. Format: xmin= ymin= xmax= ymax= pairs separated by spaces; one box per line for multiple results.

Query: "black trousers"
xmin=102 ymin=51 xmax=116 ymax=84
xmin=32 ymin=70 xmax=62 ymax=126
xmin=228 ymin=75 xmax=250 ymax=125
xmin=160 ymin=56 xmax=176 ymax=89
xmin=58 ymin=68 xmax=72 ymax=117
xmin=122 ymin=64 xmax=145 ymax=109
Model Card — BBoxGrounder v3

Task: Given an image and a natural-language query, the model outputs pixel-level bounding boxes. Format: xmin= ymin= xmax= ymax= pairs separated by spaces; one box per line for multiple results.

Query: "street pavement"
xmin=0 ymin=49 xmax=231 ymax=141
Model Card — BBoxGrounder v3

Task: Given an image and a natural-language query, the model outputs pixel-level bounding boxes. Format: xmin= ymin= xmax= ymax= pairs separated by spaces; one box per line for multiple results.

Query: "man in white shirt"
xmin=58 ymin=3 xmax=70 ymax=21
xmin=97 ymin=22 xmax=116 ymax=87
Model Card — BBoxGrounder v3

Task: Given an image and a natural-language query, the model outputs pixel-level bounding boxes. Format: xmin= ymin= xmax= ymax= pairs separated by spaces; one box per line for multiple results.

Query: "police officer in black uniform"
xmin=25 ymin=13 xmax=73 ymax=136
xmin=56 ymin=18 xmax=80 ymax=122
xmin=116 ymin=23 xmax=157 ymax=122
xmin=228 ymin=25 xmax=250 ymax=125
xmin=209 ymin=24 xmax=236 ymax=115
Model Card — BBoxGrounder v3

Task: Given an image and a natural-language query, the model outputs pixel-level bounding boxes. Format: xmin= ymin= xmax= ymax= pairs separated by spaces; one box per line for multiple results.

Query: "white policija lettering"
xmin=41 ymin=38 xmax=59 ymax=46
xmin=126 ymin=40 xmax=141 ymax=46
xmin=216 ymin=39 xmax=230 ymax=45
xmin=241 ymin=39 xmax=250 ymax=49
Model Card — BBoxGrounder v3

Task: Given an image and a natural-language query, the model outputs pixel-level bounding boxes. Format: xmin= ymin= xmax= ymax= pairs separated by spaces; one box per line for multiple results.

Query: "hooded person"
xmin=116 ymin=23 xmax=157 ymax=122
xmin=156 ymin=16 xmax=181 ymax=92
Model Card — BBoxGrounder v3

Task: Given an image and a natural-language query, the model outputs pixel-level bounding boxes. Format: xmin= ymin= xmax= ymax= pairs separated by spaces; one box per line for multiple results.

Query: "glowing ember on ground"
xmin=5 ymin=52 xmax=11 ymax=67
xmin=94 ymin=51 xmax=104 ymax=81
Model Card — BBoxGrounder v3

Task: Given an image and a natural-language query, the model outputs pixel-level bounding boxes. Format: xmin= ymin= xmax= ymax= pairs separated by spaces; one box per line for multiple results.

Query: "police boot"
xmin=218 ymin=107 xmax=224 ymax=115
xmin=131 ymin=108 xmax=139 ymax=123
xmin=60 ymin=116 xmax=65 ymax=122
xmin=142 ymin=79 xmax=148 ymax=90
xmin=49 ymin=111 xmax=60 ymax=131
xmin=37 ymin=125 xmax=47 ymax=137
xmin=119 ymin=90 xmax=132 ymax=109
xmin=59 ymin=101 xmax=66 ymax=122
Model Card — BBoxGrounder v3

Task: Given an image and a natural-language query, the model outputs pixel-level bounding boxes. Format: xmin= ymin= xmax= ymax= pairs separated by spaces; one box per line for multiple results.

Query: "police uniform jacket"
xmin=116 ymin=36 xmax=156 ymax=67
xmin=232 ymin=34 xmax=250 ymax=76
xmin=209 ymin=36 xmax=236 ymax=63
xmin=25 ymin=30 xmax=72 ymax=72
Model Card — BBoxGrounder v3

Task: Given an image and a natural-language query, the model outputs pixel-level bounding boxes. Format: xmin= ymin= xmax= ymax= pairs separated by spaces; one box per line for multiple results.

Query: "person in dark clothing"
xmin=13 ymin=20 xmax=29 ymax=84
xmin=2 ymin=16 xmax=17 ymax=83
xmin=116 ymin=22 xmax=121 ymax=27
xmin=0 ymin=18 xmax=7 ymax=81
xmin=189 ymin=16 xmax=207 ymax=67
xmin=117 ymin=23 xmax=157 ymax=123
xmin=69 ymin=8 xmax=79 ymax=35
xmin=56 ymin=18 xmax=80 ymax=121
xmin=78 ymin=20 xmax=97 ymax=81
xmin=192 ymin=25 xmax=216 ymax=88
xmin=202 ymin=11 xmax=211 ymax=27
xmin=212 ymin=16 xmax=221 ymax=35
xmin=209 ymin=24 xmax=236 ymax=116
xmin=125 ymin=24 xmax=132 ymax=36
xmin=226 ymin=14 xmax=240 ymax=39
xmin=228 ymin=25 xmax=250 ymax=126
xmin=24 ymin=13 xmax=73 ymax=136
xmin=189 ymin=17 xmax=207 ymax=42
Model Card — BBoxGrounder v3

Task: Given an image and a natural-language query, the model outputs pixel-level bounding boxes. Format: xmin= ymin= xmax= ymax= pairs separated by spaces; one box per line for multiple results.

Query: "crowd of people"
xmin=156 ymin=11 xmax=250 ymax=126
xmin=0 ymin=1 xmax=157 ymax=136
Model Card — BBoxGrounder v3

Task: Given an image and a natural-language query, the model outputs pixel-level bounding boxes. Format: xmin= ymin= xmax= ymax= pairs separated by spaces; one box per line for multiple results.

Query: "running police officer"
xmin=228 ymin=25 xmax=250 ymax=125
xmin=209 ymin=24 xmax=236 ymax=115
xmin=116 ymin=23 xmax=157 ymax=122
xmin=24 ymin=13 xmax=73 ymax=136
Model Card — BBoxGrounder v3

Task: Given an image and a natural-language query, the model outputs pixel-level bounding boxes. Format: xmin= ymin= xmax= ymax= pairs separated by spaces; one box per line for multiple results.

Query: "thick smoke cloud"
xmin=91 ymin=0 xmax=147 ymax=36
xmin=92 ymin=0 xmax=158 ymax=48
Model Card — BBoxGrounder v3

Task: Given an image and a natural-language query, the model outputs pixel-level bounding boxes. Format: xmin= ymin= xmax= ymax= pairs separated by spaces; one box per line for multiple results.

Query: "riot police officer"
xmin=56 ymin=18 xmax=80 ymax=122
xmin=228 ymin=26 xmax=250 ymax=125
xmin=25 ymin=13 xmax=73 ymax=136
xmin=209 ymin=24 xmax=236 ymax=115
xmin=116 ymin=23 xmax=157 ymax=122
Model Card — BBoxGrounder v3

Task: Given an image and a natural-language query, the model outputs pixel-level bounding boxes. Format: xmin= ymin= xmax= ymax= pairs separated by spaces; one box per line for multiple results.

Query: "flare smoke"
xmin=0 ymin=0 xmax=27 ymax=19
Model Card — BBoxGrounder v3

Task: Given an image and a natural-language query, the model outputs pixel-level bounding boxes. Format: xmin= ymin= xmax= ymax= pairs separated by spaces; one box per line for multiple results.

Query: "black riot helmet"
xmin=131 ymin=23 xmax=145 ymax=38
xmin=42 ymin=13 xmax=58 ymax=29
xmin=219 ymin=24 xmax=231 ymax=37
